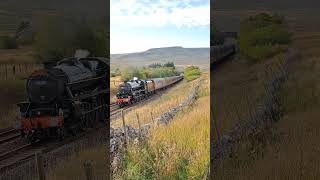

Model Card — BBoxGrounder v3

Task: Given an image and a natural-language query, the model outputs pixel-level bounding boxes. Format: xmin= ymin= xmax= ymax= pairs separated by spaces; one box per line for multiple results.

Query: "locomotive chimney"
xmin=43 ymin=61 xmax=56 ymax=69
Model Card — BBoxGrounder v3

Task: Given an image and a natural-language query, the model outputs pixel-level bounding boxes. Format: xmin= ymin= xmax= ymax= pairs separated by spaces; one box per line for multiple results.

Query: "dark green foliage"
xmin=122 ymin=62 xmax=179 ymax=80
xmin=148 ymin=62 xmax=175 ymax=68
xmin=184 ymin=66 xmax=201 ymax=81
xmin=163 ymin=62 xmax=175 ymax=68
xmin=34 ymin=17 xmax=107 ymax=62
xmin=239 ymin=13 xmax=291 ymax=61
xmin=0 ymin=36 xmax=18 ymax=49
xmin=148 ymin=63 xmax=162 ymax=68
xmin=121 ymin=67 xmax=145 ymax=81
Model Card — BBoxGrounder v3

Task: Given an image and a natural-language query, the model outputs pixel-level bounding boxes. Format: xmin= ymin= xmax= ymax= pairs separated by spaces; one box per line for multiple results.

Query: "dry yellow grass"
xmin=212 ymin=54 xmax=284 ymax=135
xmin=213 ymin=47 xmax=320 ymax=179
xmin=0 ymin=79 xmax=25 ymax=128
xmin=117 ymin=73 xmax=210 ymax=179
xmin=111 ymin=76 xmax=199 ymax=128
xmin=292 ymin=32 xmax=320 ymax=57
xmin=47 ymin=146 xmax=108 ymax=180
xmin=0 ymin=45 xmax=35 ymax=63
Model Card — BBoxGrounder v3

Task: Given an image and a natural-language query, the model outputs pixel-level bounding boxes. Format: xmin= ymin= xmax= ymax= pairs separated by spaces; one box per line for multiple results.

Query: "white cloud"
xmin=111 ymin=0 xmax=210 ymax=28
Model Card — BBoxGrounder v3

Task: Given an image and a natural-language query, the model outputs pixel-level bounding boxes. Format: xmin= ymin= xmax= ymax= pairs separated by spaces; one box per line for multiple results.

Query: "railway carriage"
xmin=211 ymin=43 xmax=237 ymax=65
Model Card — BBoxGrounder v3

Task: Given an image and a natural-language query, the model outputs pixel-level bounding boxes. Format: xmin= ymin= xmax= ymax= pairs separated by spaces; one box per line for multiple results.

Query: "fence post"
xmin=136 ymin=112 xmax=141 ymax=141
xmin=12 ymin=65 xmax=15 ymax=80
xmin=84 ymin=161 xmax=93 ymax=180
xmin=5 ymin=64 xmax=7 ymax=80
xmin=25 ymin=63 xmax=28 ymax=74
xmin=35 ymin=152 xmax=46 ymax=180
xmin=150 ymin=111 xmax=155 ymax=126
xmin=121 ymin=110 xmax=128 ymax=148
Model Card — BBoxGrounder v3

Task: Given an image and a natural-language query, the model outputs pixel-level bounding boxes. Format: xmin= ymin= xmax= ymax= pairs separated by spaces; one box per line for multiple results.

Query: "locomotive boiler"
xmin=15 ymin=57 xmax=109 ymax=142
xmin=116 ymin=75 xmax=183 ymax=107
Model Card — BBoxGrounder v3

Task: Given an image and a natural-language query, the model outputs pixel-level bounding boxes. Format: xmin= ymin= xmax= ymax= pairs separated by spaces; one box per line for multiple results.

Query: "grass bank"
xmin=115 ymin=74 xmax=210 ymax=179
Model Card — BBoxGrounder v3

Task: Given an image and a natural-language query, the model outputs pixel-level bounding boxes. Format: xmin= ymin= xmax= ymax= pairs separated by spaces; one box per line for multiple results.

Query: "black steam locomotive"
xmin=16 ymin=57 xmax=108 ymax=142
xmin=116 ymin=75 xmax=184 ymax=107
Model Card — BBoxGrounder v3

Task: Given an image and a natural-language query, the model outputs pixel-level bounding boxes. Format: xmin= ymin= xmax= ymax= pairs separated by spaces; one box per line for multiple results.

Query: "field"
xmin=114 ymin=73 xmax=210 ymax=179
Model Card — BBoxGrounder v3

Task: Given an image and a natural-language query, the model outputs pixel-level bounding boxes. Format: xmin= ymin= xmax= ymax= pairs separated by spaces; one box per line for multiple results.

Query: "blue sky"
xmin=111 ymin=0 xmax=210 ymax=54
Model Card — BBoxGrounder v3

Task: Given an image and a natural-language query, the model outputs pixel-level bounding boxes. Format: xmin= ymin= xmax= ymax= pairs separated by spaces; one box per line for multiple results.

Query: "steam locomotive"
xmin=116 ymin=75 xmax=184 ymax=107
xmin=15 ymin=57 xmax=108 ymax=142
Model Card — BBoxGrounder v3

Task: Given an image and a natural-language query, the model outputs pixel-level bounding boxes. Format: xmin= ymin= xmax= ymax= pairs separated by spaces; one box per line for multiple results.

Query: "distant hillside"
xmin=111 ymin=47 xmax=210 ymax=70
xmin=213 ymin=0 xmax=320 ymax=32
xmin=214 ymin=0 xmax=320 ymax=10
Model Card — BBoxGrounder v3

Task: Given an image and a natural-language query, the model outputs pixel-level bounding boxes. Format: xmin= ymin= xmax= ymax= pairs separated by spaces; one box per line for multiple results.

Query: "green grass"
xmin=184 ymin=66 xmax=201 ymax=81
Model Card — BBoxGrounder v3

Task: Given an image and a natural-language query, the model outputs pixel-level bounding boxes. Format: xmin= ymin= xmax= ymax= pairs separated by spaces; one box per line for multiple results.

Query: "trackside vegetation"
xmin=115 ymin=74 xmax=210 ymax=179
xmin=184 ymin=66 xmax=201 ymax=81
xmin=120 ymin=62 xmax=180 ymax=81
xmin=239 ymin=13 xmax=291 ymax=61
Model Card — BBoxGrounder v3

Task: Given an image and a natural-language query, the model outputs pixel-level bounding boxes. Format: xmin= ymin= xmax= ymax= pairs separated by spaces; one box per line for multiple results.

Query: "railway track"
xmin=0 ymin=128 xmax=20 ymax=144
xmin=109 ymin=80 xmax=183 ymax=119
xmin=0 ymin=123 xmax=106 ymax=172
xmin=0 ymin=80 xmax=181 ymax=173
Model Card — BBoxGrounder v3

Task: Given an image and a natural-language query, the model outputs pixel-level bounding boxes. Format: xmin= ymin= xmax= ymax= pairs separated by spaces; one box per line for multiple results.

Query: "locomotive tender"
xmin=15 ymin=57 xmax=109 ymax=142
xmin=116 ymin=75 xmax=184 ymax=107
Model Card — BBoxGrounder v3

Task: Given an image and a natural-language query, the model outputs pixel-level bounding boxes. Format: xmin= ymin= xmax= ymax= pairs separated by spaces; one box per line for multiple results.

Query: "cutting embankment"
xmin=111 ymin=72 xmax=210 ymax=179
xmin=212 ymin=11 xmax=320 ymax=179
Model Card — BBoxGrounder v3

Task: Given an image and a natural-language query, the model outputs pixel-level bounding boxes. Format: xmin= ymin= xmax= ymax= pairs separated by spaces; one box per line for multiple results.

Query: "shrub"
xmin=239 ymin=13 xmax=291 ymax=62
xmin=184 ymin=66 xmax=201 ymax=81
xmin=0 ymin=36 xmax=18 ymax=49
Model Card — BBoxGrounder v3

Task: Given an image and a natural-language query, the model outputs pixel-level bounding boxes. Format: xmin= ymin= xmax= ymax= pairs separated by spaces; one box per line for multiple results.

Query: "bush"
xmin=239 ymin=13 xmax=291 ymax=62
xmin=0 ymin=36 xmax=18 ymax=49
xmin=184 ymin=66 xmax=201 ymax=81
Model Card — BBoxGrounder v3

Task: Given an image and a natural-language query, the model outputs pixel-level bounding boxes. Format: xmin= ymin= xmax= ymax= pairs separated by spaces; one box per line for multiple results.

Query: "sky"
xmin=111 ymin=0 xmax=210 ymax=54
